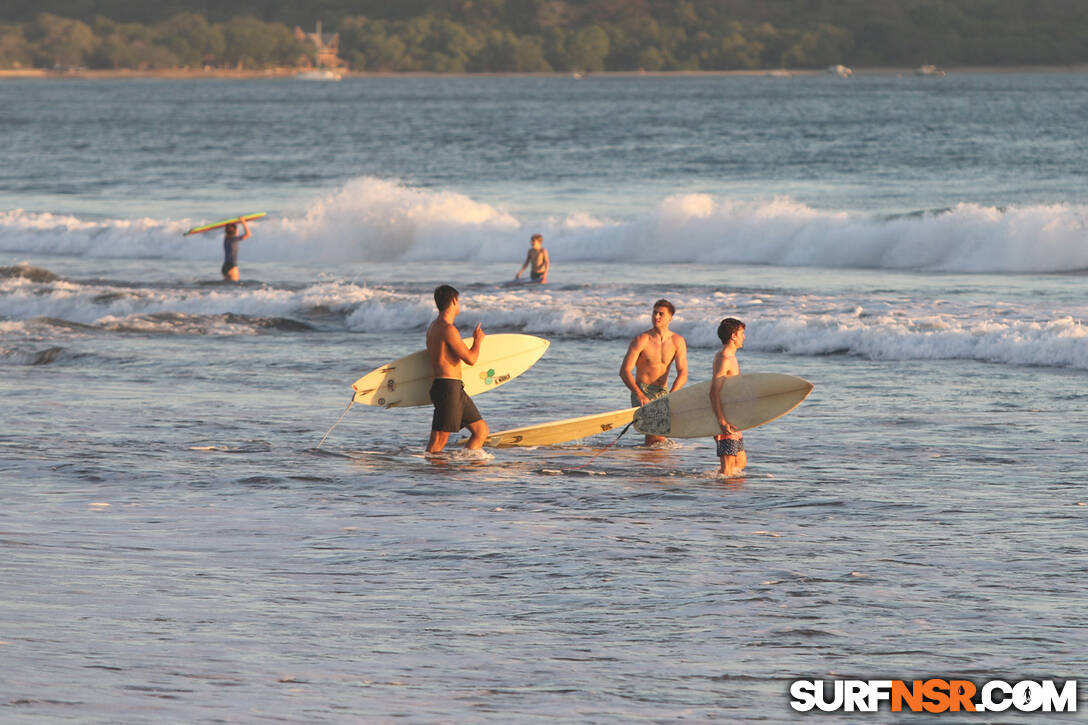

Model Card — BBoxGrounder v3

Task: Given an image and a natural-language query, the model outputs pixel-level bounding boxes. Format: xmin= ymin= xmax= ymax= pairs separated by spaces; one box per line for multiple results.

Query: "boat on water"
xmin=915 ymin=64 xmax=947 ymax=77
xmin=296 ymin=69 xmax=342 ymax=81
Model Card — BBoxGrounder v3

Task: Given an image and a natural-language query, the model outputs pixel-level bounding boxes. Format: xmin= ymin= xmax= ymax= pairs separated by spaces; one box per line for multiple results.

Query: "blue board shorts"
xmin=429 ymin=378 xmax=482 ymax=433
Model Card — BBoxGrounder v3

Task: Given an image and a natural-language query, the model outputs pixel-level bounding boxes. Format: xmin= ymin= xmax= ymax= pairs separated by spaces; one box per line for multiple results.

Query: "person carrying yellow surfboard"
xmin=221 ymin=218 xmax=251 ymax=281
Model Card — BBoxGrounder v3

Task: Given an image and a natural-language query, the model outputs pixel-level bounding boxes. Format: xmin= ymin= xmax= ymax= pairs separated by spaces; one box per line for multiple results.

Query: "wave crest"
xmin=2 ymin=179 xmax=1088 ymax=272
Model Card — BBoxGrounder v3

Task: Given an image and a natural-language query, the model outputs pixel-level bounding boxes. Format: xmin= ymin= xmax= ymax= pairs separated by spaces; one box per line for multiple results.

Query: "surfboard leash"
xmin=562 ymin=421 xmax=634 ymax=472
xmin=317 ymin=398 xmax=355 ymax=449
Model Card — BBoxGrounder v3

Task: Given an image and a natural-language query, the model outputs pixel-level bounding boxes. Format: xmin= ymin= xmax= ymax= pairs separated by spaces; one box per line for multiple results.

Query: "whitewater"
xmin=4 ymin=180 xmax=1088 ymax=272
xmin=2 ymin=73 xmax=1085 ymax=723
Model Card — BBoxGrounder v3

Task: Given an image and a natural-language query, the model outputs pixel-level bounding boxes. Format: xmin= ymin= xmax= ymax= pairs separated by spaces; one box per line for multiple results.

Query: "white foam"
xmin=3 ymin=181 xmax=1088 ymax=272
xmin=3 ymin=270 xmax=1085 ymax=368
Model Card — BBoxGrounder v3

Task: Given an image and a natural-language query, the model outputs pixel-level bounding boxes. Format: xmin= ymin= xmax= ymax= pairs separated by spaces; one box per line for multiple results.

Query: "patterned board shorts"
xmin=715 ymin=434 xmax=745 ymax=457
xmin=631 ymin=382 xmax=668 ymax=408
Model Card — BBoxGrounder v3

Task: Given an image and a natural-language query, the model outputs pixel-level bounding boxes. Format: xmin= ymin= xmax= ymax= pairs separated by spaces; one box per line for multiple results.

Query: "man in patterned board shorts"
xmin=711 ymin=317 xmax=747 ymax=476
xmin=619 ymin=299 xmax=689 ymax=445
xmin=425 ymin=285 xmax=489 ymax=453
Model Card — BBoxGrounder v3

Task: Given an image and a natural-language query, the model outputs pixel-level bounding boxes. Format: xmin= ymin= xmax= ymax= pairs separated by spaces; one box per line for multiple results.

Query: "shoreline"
xmin=3 ymin=65 xmax=1088 ymax=80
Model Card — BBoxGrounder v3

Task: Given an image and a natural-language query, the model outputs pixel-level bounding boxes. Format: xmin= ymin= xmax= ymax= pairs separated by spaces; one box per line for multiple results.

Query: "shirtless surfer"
xmin=221 ymin=218 xmax=250 ymax=281
xmin=710 ymin=317 xmax=747 ymax=476
xmin=425 ymin=285 xmax=490 ymax=453
xmin=620 ymin=299 xmax=689 ymax=445
xmin=514 ymin=234 xmax=549 ymax=283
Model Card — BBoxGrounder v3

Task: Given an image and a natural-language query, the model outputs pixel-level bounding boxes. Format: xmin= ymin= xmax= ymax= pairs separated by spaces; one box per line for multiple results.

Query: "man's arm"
xmin=237 ymin=218 xmax=251 ymax=241
xmin=619 ymin=336 xmax=649 ymax=404
xmin=670 ymin=335 xmax=688 ymax=392
xmin=515 ymin=250 xmax=531 ymax=278
xmin=445 ymin=323 xmax=484 ymax=365
xmin=539 ymin=250 xmax=549 ymax=283
xmin=709 ymin=353 xmax=737 ymax=434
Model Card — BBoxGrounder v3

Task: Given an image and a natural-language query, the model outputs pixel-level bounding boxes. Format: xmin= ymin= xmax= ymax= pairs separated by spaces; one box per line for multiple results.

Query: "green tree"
xmin=156 ymin=13 xmax=225 ymax=68
xmin=29 ymin=13 xmax=96 ymax=68
xmin=222 ymin=17 xmax=309 ymax=68
xmin=636 ymin=46 xmax=664 ymax=70
xmin=566 ymin=23 xmax=609 ymax=71
xmin=0 ymin=24 xmax=33 ymax=68
xmin=716 ymin=24 xmax=764 ymax=69
xmin=88 ymin=16 xmax=178 ymax=69
xmin=470 ymin=29 xmax=551 ymax=72
xmin=342 ymin=19 xmax=411 ymax=71
xmin=780 ymin=23 xmax=852 ymax=68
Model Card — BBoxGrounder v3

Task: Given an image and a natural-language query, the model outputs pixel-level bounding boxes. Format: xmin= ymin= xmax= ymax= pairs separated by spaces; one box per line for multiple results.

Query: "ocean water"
xmin=1 ymin=74 xmax=1086 ymax=722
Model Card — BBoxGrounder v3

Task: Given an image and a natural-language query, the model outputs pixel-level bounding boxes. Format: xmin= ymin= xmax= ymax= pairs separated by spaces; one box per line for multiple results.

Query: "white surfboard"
xmin=483 ymin=406 xmax=638 ymax=448
xmin=351 ymin=334 xmax=549 ymax=408
xmin=633 ymin=373 xmax=813 ymax=437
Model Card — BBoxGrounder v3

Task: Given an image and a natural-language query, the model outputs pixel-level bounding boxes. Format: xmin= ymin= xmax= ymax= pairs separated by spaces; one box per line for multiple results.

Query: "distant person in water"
xmin=620 ymin=298 xmax=688 ymax=445
xmin=711 ymin=317 xmax=747 ymax=477
xmin=514 ymin=233 xmax=549 ymax=283
xmin=221 ymin=218 xmax=251 ymax=281
xmin=425 ymin=285 xmax=490 ymax=453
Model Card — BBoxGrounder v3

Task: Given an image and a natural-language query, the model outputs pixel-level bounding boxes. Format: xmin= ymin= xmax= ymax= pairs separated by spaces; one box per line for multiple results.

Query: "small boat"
xmin=915 ymin=64 xmax=946 ymax=77
xmin=296 ymin=69 xmax=342 ymax=81
xmin=827 ymin=64 xmax=852 ymax=78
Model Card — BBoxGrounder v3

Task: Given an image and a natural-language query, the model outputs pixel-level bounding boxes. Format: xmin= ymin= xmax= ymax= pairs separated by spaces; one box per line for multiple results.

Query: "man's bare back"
xmin=427 ymin=318 xmax=470 ymax=379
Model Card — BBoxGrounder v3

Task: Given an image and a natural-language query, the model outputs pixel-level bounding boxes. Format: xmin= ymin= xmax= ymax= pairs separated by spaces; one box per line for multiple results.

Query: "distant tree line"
xmin=3 ymin=0 xmax=1088 ymax=72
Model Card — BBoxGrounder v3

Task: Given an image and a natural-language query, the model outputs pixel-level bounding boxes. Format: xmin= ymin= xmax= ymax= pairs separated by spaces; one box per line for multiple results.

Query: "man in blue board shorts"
xmin=425 ymin=285 xmax=490 ymax=453
xmin=221 ymin=218 xmax=251 ymax=281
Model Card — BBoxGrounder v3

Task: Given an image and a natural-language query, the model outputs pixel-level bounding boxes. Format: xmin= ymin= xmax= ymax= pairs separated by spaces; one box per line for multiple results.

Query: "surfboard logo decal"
xmin=480 ymin=368 xmax=498 ymax=385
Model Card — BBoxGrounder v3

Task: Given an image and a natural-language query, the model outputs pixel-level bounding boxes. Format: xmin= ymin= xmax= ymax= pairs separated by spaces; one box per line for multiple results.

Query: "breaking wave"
xmin=3 ymin=178 xmax=1087 ymax=273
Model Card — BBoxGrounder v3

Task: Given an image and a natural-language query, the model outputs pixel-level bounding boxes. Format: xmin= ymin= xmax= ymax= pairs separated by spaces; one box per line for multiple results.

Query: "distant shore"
xmin=2 ymin=65 xmax=1087 ymax=80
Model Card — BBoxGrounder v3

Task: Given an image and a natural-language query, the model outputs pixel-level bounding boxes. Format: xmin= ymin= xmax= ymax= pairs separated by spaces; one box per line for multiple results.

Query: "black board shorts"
xmin=429 ymin=378 xmax=482 ymax=433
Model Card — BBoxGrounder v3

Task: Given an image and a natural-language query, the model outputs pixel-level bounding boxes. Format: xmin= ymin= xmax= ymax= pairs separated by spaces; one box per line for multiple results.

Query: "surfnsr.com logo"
xmin=789 ymin=679 xmax=1078 ymax=713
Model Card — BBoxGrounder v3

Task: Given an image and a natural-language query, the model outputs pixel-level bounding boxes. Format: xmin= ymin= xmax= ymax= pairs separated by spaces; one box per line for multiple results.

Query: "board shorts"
xmin=530 ymin=270 xmax=544 ymax=281
xmin=631 ymin=382 xmax=668 ymax=407
xmin=429 ymin=378 xmax=482 ymax=433
xmin=715 ymin=433 xmax=745 ymax=457
xmin=221 ymin=262 xmax=237 ymax=276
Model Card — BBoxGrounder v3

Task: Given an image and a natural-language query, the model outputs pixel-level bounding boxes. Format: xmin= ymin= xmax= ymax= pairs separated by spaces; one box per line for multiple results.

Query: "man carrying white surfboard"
xmin=425 ymin=285 xmax=490 ymax=453
xmin=619 ymin=298 xmax=689 ymax=445
xmin=711 ymin=318 xmax=747 ymax=476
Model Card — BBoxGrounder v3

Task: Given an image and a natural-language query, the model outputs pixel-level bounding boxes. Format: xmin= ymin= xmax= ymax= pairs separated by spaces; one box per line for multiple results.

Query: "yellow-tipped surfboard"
xmin=633 ymin=373 xmax=813 ymax=437
xmin=483 ymin=406 xmax=638 ymax=448
xmin=183 ymin=212 xmax=266 ymax=236
xmin=351 ymin=334 xmax=549 ymax=408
